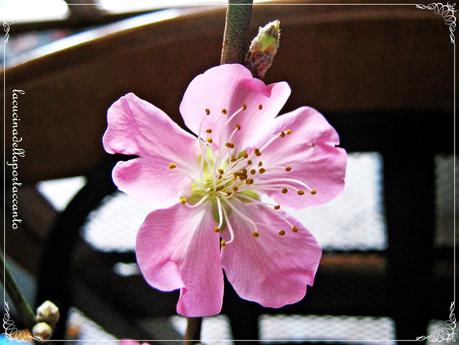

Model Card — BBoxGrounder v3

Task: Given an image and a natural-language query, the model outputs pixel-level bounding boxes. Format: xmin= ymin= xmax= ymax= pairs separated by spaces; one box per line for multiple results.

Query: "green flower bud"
xmin=245 ymin=20 xmax=281 ymax=79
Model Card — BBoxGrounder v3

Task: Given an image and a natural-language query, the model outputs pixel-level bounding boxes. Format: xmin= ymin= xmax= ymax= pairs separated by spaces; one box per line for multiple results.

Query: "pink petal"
xmin=251 ymin=107 xmax=347 ymax=209
xmin=136 ymin=203 xmax=224 ymax=317
xmin=221 ymin=203 xmax=321 ymax=308
xmin=103 ymin=93 xmax=200 ymax=206
xmin=179 ymin=64 xmax=291 ymax=150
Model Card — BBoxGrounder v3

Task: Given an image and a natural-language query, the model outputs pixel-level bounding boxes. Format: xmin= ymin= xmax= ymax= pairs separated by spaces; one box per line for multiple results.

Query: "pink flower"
xmin=103 ymin=64 xmax=347 ymax=317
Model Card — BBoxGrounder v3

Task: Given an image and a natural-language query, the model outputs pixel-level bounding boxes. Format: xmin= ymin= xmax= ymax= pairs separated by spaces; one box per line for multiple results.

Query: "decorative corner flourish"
xmin=416 ymin=2 xmax=457 ymax=44
xmin=3 ymin=302 xmax=43 ymax=343
xmin=415 ymin=301 xmax=457 ymax=343
xmin=3 ymin=19 xmax=9 ymax=43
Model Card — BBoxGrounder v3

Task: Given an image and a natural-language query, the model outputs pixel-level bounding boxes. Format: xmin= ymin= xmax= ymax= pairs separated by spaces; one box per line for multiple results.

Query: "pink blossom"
xmin=103 ymin=64 xmax=347 ymax=317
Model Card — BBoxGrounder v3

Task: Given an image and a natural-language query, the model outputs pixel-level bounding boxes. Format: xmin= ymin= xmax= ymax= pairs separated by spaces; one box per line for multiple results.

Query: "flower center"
xmin=169 ymin=104 xmax=318 ymax=246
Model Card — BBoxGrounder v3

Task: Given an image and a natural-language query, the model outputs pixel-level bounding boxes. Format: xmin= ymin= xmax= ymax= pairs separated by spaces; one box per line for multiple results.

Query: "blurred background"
xmin=0 ymin=0 xmax=456 ymax=343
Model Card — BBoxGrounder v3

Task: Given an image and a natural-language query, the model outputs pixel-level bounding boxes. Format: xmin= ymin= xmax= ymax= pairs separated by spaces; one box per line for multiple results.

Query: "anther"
xmin=221 ymin=239 xmax=226 ymax=247
xmin=235 ymin=124 xmax=241 ymax=130
xmin=225 ymin=142 xmax=235 ymax=149
xmin=218 ymin=168 xmax=224 ymax=174
xmin=281 ymin=188 xmax=288 ymax=194
xmin=242 ymin=104 xmax=247 ymax=110
xmin=274 ymin=205 xmax=280 ymax=210
xmin=280 ymin=131 xmax=286 ymax=138
xmin=205 ymin=108 xmax=211 ymax=115
xmin=246 ymin=178 xmax=254 ymax=185
xmin=292 ymin=226 xmax=299 ymax=233
xmin=207 ymin=137 xmax=213 ymax=143
xmin=168 ymin=162 xmax=177 ymax=169
xmin=286 ymin=129 xmax=292 ymax=135
xmin=285 ymin=166 xmax=292 ymax=172
xmin=222 ymin=108 xmax=228 ymax=115
xmin=310 ymin=189 xmax=317 ymax=195
xmin=214 ymin=226 xmax=220 ymax=233
xmin=278 ymin=230 xmax=286 ymax=236
xmin=231 ymin=155 xmax=237 ymax=162
xmin=297 ymin=190 xmax=305 ymax=195
xmin=179 ymin=196 xmax=187 ymax=204
xmin=232 ymin=186 xmax=238 ymax=192
xmin=247 ymin=160 xmax=252 ymax=165
xmin=258 ymin=161 xmax=263 ymax=167
xmin=250 ymin=169 xmax=256 ymax=175
xmin=206 ymin=128 xmax=212 ymax=134
xmin=252 ymin=231 xmax=260 ymax=238
xmin=254 ymin=148 xmax=262 ymax=156
xmin=240 ymin=151 xmax=248 ymax=158
xmin=259 ymin=168 xmax=266 ymax=174
xmin=258 ymin=104 xmax=263 ymax=110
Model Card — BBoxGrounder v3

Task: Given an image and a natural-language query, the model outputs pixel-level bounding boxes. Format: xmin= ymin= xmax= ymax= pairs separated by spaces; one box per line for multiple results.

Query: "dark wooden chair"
xmin=1 ymin=1 xmax=454 ymax=342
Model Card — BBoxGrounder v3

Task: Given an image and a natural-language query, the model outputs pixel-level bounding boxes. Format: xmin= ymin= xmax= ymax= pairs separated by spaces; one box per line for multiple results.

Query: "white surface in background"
xmin=0 ymin=0 xmax=69 ymax=22
xmin=98 ymin=0 xmax=226 ymax=13
xmin=260 ymin=315 xmax=396 ymax=343
xmin=285 ymin=152 xmax=387 ymax=250
xmin=37 ymin=176 xmax=86 ymax=211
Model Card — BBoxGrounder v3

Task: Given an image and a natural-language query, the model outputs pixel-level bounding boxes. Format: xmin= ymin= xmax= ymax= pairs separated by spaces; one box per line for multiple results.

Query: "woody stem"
xmin=220 ymin=0 xmax=254 ymax=64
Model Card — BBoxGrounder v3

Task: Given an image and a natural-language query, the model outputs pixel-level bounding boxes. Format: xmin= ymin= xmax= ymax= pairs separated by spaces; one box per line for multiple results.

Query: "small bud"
xmin=32 ymin=322 xmax=53 ymax=340
xmin=245 ymin=20 xmax=280 ymax=79
xmin=36 ymin=300 xmax=60 ymax=326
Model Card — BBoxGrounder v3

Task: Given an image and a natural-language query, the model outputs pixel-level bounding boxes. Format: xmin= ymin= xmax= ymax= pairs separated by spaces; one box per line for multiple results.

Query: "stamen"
xmin=250 ymin=169 xmax=256 ymax=175
xmin=254 ymin=148 xmax=262 ymax=156
xmin=205 ymin=108 xmax=211 ymax=115
xmin=278 ymin=230 xmax=286 ymax=236
xmin=221 ymin=239 xmax=226 ymax=247
xmin=207 ymin=137 xmax=213 ymax=143
xmin=216 ymin=197 xmax=224 ymax=229
xmin=274 ymin=205 xmax=280 ymax=210
xmin=223 ymin=198 xmax=259 ymax=239
xmin=247 ymin=160 xmax=252 ymax=165
xmin=297 ymin=190 xmax=305 ymax=195
xmin=235 ymin=124 xmax=241 ymax=130
xmin=242 ymin=104 xmax=247 ymax=110
xmin=310 ymin=189 xmax=317 ymax=195
xmin=225 ymin=142 xmax=235 ymax=149
xmin=285 ymin=166 xmax=292 ymax=172
xmin=214 ymin=226 xmax=220 ymax=233
xmin=246 ymin=179 xmax=254 ymax=185
xmin=179 ymin=196 xmax=187 ymax=204
xmin=280 ymin=131 xmax=286 ymax=138
xmin=185 ymin=195 xmax=209 ymax=208
xmin=206 ymin=128 xmax=212 ymax=134
xmin=259 ymin=168 xmax=266 ymax=174
xmin=286 ymin=129 xmax=293 ymax=135
xmin=221 ymin=200 xmax=235 ymax=244
xmin=292 ymin=226 xmax=299 ymax=232
xmin=281 ymin=188 xmax=288 ymax=194
xmin=258 ymin=104 xmax=263 ymax=110
xmin=222 ymin=108 xmax=228 ymax=115
xmin=218 ymin=168 xmax=224 ymax=174
xmin=252 ymin=231 xmax=260 ymax=238
xmin=168 ymin=162 xmax=177 ymax=169
xmin=258 ymin=161 xmax=263 ymax=167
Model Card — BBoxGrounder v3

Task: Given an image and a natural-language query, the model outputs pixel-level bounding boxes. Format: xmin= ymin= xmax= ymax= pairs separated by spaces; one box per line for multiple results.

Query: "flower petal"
xmin=179 ymin=64 xmax=291 ymax=150
xmin=251 ymin=107 xmax=347 ymax=209
xmin=221 ymin=202 xmax=321 ymax=308
xmin=103 ymin=93 xmax=200 ymax=206
xmin=136 ymin=203 xmax=224 ymax=317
